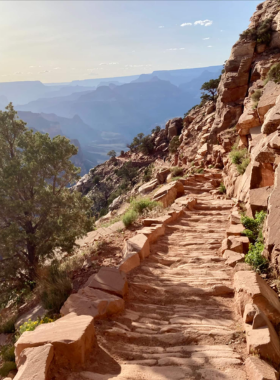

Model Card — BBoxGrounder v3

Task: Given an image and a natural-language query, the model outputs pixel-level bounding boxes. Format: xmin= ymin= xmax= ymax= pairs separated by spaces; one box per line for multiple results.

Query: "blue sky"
xmin=0 ymin=1 xmax=259 ymax=83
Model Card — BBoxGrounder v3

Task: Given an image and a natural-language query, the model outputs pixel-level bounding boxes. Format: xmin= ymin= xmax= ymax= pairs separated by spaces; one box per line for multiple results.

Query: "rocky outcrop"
xmin=15 ymin=313 xmax=95 ymax=369
xmin=153 ymin=181 xmax=184 ymax=207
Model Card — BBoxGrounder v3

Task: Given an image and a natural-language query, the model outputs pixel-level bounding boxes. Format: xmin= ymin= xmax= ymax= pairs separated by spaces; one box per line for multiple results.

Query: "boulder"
xmin=14 ymin=344 xmax=54 ymax=380
xmin=84 ymin=267 xmax=128 ymax=298
xmin=266 ymin=165 xmax=280 ymax=255
xmin=246 ymin=312 xmax=280 ymax=366
xmin=60 ymin=287 xmax=124 ymax=318
xmin=234 ymin=271 xmax=280 ymax=325
xmin=258 ymin=82 xmax=280 ymax=123
xmin=156 ymin=169 xmax=171 ymax=184
xmin=125 ymin=234 xmax=150 ymax=260
xmin=226 ymin=224 xmax=244 ymax=237
xmin=153 ymin=181 xmax=185 ymax=208
xmin=118 ymin=251 xmax=140 ymax=273
xmin=137 ymin=224 xmax=165 ymax=244
xmin=248 ymin=186 xmax=272 ymax=216
xmin=142 ymin=215 xmax=173 ymax=227
xmin=224 ymin=252 xmax=244 ymax=267
xmin=60 ymin=293 xmax=99 ymax=318
xmin=262 ymin=94 xmax=280 ymax=135
xmin=15 ymin=313 xmax=95 ymax=369
xmin=245 ymin=356 xmax=279 ymax=380
xmin=138 ymin=179 xmax=159 ymax=194
xmin=228 ymin=236 xmax=250 ymax=254
xmin=243 ymin=303 xmax=257 ymax=324
xmin=197 ymin=143 xmax=208 ymax=157
xmin=230 ymin=210 xmax=241 ymax=224
xmin=165 ymin=118 xmax=183 ymax=140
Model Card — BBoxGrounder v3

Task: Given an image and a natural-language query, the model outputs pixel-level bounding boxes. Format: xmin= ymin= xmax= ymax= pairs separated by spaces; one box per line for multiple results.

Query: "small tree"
xmin=0 ymin=104 xmax=92 ymax=293
xmin=200 ymin=78 xmax=220 ymax=103
xmin=107 ymin=150 xmax=116 ymax=158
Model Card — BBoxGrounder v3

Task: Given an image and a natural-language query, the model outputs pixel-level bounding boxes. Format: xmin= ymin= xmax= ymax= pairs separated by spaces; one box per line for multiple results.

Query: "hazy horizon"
xmin=0 ymin=0 xmax=259 ymax=83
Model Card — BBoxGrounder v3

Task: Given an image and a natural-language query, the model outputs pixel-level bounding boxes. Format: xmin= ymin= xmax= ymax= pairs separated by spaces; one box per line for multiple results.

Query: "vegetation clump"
xmin=38 ymin=262 xmax=72 ymax=312
xmin=127 ymin=133 xmax=154 ymax=155
xmin=107 ymin=150 xmax=116 ymax=158
xmin=122 ymin=198 xmax=160 ymax=227
xmin=240 ymin=18 xmax=273 ymax=45
xmin=229 ymin=144 xmax=250 ymax=175
xmin=219 ymin=182 xmax=226 ymax=194
xmin=0 ymin=361 xmax=17 ymax=377
xmin=200 ymin=78 xmax=220 ymax=103
xmin=18 ymin=317 xmax=54 ymax=336
xmin=251 ymin=89 xmax=262 ymax=109
xmin=266 ymin=63 xmax=280 ymax=84
xmin=171 ymin=166 xmax=184 ymax=177
xmin=0 ymin=104 xmax=92 ymax=302
xmin=241 ymin=211 xmax=268 ymax=273
xmin=169 ymin=136 xmax=180 ymax=153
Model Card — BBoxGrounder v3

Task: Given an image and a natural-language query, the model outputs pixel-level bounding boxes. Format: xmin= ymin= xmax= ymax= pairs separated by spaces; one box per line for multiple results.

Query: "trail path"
xmin=69 ymin=177 xmax=247 ymax=380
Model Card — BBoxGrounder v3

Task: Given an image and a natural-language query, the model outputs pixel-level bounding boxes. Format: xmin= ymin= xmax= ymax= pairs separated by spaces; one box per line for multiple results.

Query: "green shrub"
xmin=266 ymin=63 xmax=280 ymax=84
xmin=18 ymin=317 xmax=54 ymax=337
xmin=122 ymin=209 xmax=138 ymax=227
xmin=229 ymin=145 xmax=250 ymax=175
xmin=0 ymin=316 xmax=17 ymax=334
xmin=242 ymin=211 xmax=268 ymax=273
xmin=219 ymin=182 xmax=226 ymax=194
xmin=240 ymin=18 xmax=272 ymax=45
xmin=251 ymin=89 xmax=262 ymax=103
xmin=0 ymin=361 xmax=17 ymax=377
xmin=39 ymin=262 xmax=72 ymax=313
xmin=196 ymin=168 xmax=204 ymax=174
xmin=237 ymin=157 xmax=250 ymax=175
xmin=131 ymin=198 xmax=159 ymax=214
xmin=0 ymin=345 xmax=15 ymax=362
xmin=169 ymin=136 xmax=180 ymax=153
xmin=143 ymin=165 xmax=153 ymax=182
xmin=116 ymin=161 xmax=138 ymax=184
xmin=241 ymin=211 xmax=266 ymax=243
xmin=171 ymin=166 xmax=184 ymax=177
xmin=245 ymin=242 xmax=268 ymax=273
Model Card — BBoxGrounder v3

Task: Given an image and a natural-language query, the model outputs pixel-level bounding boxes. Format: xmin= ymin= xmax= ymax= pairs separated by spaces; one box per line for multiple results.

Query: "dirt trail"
xmin=69 ymin=178 xmax=247 ymax=380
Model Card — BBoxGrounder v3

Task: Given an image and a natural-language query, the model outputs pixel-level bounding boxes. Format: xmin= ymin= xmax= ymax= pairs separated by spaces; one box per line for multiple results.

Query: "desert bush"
xmin=251 ymin=89 xmax=262 ymax=103
xmin=116 ymin=161 xmax=138 ymax=184
xmin=122 ymin=209 xmax=138 ymax=227
xmin=245 ymin=242 xmax=268 ymax=273
xmin=240 ymin=18 xmax=272 ymax=45
xmin=229 ymin=145 xmax=250 ymax=175
xmin=219 ymin=182 xmax=226 ymax=194
xmin=171 ymin=166 xmax=184 ymax=177
xmin=39 ymin=262 xmax=72 ymax=313
xmin=18 ymin=317 xmax=54 ymax=337
xmin=130 ymin=198 xmax=159 ymax=214
xmin=0 ymin=316 xmax=17 ymax=334
xmin=169 ymin=136 xmax=180 ymax=153
xmin=241 ymin=211 xmax=266 ymax=243
xmin=237 ymin=157 xmax=250 ymax=175
xmin=0 ymin=345 xmax=15 ymax=362
xmin=242 ymin=211 xmax=268 ymax=273
xmin=0 ymin=361 xmax=17 ymax=377
xmin=143 ymin=165 xmax=153 ymax=182
xmin=151 ymin=126 xmax=161 ymax=134
xmin=266 ymin=63 xmax=280 ymax=84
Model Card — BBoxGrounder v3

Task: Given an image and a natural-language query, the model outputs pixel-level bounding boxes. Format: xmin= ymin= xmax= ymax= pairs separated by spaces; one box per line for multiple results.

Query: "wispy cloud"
xmin=166 ymin=48 xmax=185 ymax=51
xmin=54 ymin=67 xmax=61 ymax=70
xmin=203 ymin=37 xmax=210 ymax=40
xmin=29 ymin=66 xmax=35 ymax=68
xmin=125 ymin=64 xmax=152 ymax=68
xmin=207 ymin=45 xmax=213 ymax=48
xmin=194 ymin=20 xmax=213 ymax=27
xmin=14 ymin=71 xmax=23 ymax=75
xmin=39 ymin=70 xmax=49 ymax=74
xmin=180 ymin=23 xmax=192 ymax=27
xmin=158 ymin=26 xmax=164 ymax=28
xmin=99 ymin=62 xmax=119 ymax=66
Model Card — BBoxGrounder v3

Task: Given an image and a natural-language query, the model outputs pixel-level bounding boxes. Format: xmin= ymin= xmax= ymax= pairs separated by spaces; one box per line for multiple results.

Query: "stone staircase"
xmin=69 ymin=177 xmax=247 ymax=380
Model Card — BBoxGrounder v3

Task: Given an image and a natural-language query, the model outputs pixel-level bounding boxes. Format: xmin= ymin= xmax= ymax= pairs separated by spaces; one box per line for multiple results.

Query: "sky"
xmin=0 ymin=1 xmax=260 ymax=84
